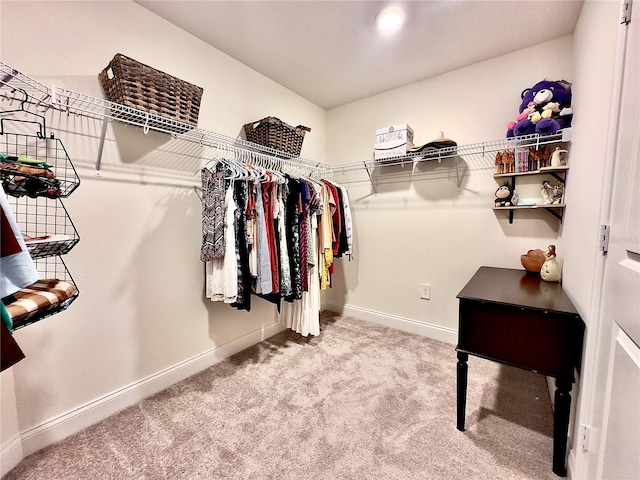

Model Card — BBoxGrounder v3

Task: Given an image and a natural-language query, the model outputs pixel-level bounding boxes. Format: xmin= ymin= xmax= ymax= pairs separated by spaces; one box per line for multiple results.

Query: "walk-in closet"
xmin=1 ymin=2 xmax=638 ymax=480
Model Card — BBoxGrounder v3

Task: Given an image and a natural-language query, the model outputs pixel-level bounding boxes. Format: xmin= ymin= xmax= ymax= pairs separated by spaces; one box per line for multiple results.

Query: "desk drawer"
xmin=457 ymin=299 xmax=584 ymax=377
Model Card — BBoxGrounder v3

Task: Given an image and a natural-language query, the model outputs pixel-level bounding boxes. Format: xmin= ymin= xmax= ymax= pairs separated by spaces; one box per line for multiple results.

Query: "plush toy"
xmin=495 ymin=183 xmax=519 ymax=207
xmin=506 ymin=79 xmax=573 ymax=137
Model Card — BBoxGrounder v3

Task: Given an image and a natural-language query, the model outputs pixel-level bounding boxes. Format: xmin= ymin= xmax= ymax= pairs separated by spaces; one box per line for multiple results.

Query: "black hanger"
xmin=0 ymin=83 xmax=53 ymax=139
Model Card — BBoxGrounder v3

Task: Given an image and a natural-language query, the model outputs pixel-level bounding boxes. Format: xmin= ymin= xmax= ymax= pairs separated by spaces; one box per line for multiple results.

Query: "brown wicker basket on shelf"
xmin=98 ymin=53 xmax=204 ymax=129
xmin=243 ymin=117 xmax=311 ymax=157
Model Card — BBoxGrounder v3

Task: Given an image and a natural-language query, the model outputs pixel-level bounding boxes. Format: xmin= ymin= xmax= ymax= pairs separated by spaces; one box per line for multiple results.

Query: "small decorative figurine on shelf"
xmin=529 ymin=145 xmax=552 ymax=170
xmin=495 ymin=183 xmax=519 ymax=207
xmin=550 ymin=147 xmax=568 ymax=167
xmin=541 ymin=244 xmax=562 ymax=282
xmin=541 ymin=180 xmax=564 ymax=205
xmin=495 ymin=151 xmax=504 ymax=174
xmin=495 ymin=150 xmax=516 ymax=174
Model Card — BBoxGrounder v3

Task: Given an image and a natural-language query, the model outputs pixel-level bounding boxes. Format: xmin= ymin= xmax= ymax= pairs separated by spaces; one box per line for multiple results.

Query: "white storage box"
xmin=374 ymin=124 xmax=414 ymax=160
xmin=375 ymin=124 xmax=414 ymax=144
xmin=374 ymin=141 xmax=415 ymax=160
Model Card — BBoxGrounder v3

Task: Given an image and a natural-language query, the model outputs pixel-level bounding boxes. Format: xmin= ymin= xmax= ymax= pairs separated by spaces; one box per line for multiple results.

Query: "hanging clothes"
xmin=199 ymin=164 xmax=226 ymax=262
xmin=253 ymin=181 xmax=272 ymax=295
xmin=231 ymin=181 xmax=251 ymax=311
xmin=205 ymin=182 xmax=238 ymax=303
xmin=200 ymin=160 xmax=352 ymax=337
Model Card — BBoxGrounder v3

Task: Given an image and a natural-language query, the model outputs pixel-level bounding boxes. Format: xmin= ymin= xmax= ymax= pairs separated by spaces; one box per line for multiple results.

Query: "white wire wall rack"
xmin=1 ymin=61 xmax=51 ymax=108
xmin=1 ymin=61 xmax=571 ymax=191
xmin=330 ymin=130 xmax=571 ymax=192
xmin=1 ymin=61 xmax=333 ymax=182
xmin=51 ymin=85 xmax=333 ymax=179
xmin=331 ymin=146 xmax=462 ymax=193
xmin=1 ymin=62 xmax=81 ymax=330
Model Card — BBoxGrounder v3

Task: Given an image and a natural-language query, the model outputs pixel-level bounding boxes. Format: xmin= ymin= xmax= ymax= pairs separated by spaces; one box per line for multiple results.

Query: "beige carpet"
xmin=3 ymin=312 xmax=560 ymax=479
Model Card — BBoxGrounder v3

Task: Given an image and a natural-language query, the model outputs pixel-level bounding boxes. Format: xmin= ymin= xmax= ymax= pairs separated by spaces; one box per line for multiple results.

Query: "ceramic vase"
xmin=541 ymin=256 xmax=561 ymax=282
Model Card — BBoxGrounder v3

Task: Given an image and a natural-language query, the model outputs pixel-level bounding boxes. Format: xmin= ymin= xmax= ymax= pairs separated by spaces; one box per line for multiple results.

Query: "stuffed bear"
xmin=495 ymin=183 xmax=518 ymax=207
xmin=506 ymin=79 xmax=573 ymax=137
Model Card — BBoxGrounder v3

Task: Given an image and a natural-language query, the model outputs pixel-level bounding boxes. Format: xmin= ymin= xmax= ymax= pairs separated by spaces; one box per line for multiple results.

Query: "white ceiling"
xmin=136 ymin=1 xmax=584 ymax=110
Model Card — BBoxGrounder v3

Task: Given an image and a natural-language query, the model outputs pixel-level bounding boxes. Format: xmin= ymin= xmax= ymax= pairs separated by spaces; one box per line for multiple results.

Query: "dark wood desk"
xmin=456 ymin=266 xmax=584 ymax=477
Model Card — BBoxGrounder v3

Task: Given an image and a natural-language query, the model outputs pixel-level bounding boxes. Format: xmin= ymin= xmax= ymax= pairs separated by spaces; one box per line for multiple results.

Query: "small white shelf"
xmin=494 ymin=165 xmax=569 ymax=178
xmin=493 ymin=204 xmax=566 ymax=210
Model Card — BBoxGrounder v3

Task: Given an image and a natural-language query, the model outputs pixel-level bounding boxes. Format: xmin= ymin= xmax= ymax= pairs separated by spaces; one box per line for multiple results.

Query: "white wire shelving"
xmin=0 ymin=62 xmax=332 ymax=180
xmin=50 ymin=85 xmax=333 ymax=179
xmin=331 ymin=130 xmax=572 ymax=192
xmin=1 ymin=62 xmax=51 ymax=107
xmin=2 ymin=61 xmax=572 ymax=193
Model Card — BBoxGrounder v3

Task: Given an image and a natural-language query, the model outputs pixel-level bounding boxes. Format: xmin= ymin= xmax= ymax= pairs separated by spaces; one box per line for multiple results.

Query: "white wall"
xmin=562 ymin=1 xmax=620 ymax=477
xmin=0 ymin=0 xmax=325 ymax=471
xmin=324 ymin=37 xmax=574 ymax=333
xmin=562 ymin=0 xmax=618 ymax=318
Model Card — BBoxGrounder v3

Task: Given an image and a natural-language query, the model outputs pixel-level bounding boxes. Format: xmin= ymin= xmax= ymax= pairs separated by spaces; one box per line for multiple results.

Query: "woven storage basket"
xmin=243 ymin=117 xmax=311 ymax=157
xmin=98 ymin=53 xmax=204 ymax=130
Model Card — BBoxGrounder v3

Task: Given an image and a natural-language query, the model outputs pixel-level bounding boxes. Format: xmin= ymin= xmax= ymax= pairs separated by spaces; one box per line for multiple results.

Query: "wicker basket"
xmin=243 ymin=117 xmax=311 ymax=157
xmin=98 ymin=53 xmax=204 ymax=129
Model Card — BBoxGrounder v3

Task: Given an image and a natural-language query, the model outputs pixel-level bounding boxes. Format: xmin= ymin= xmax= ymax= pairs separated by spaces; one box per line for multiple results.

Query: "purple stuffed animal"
xmin=507 ymin=79 xmax=573 ymax=137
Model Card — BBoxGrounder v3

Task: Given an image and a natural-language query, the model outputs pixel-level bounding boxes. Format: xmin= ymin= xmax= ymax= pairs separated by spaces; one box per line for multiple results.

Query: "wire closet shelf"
xmin=331 ymin=130 xmax=569 ymax=189
xmin=2 ymin=61 xmax=570 ymax=190
xmin=0 ymin=62 xmax=51 ymax=108
xmin=50 ymin=85 xmax=333 ymax=180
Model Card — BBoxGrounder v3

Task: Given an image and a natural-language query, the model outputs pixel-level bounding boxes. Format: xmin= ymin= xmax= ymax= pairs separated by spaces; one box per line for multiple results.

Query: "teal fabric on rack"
xmin=1 ymin=302 xmax=12 ymax=331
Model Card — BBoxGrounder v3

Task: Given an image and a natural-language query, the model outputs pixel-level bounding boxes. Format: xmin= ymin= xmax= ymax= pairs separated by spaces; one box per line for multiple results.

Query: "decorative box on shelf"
xmin=374 ymin=123 xmax=414 ymax=160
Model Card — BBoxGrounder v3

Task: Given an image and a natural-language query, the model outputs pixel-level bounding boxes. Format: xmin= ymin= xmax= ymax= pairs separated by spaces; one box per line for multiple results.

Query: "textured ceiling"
xmin=136 ymin=1 xmax=584 ymax=109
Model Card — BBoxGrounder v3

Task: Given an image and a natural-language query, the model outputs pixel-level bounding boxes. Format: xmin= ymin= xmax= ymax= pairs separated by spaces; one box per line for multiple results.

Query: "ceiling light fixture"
xmin=376 ymin=5 xmax=406 ymax=34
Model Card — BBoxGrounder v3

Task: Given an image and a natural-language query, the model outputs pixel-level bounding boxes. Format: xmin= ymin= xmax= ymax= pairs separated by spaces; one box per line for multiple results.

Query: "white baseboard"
xmin=0 ymin=434 xmax=24 ymax=478
xmin=323 ymin=302 xmax=458 ymax=345
xmin=1 ymin=321 xmax=286 ymax=476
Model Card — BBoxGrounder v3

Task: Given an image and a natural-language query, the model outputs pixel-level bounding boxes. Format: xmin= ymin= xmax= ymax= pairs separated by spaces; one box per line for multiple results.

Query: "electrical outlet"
xmin=420 ymin=283 xmax=431 ymax=300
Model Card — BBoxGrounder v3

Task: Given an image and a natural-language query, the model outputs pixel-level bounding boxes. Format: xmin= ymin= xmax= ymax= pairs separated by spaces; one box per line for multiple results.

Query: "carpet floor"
xmin=3 ymin=311 xmax=560 ymax=479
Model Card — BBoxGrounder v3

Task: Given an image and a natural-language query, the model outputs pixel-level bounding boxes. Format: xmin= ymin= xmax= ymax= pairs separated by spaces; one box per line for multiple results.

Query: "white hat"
xmin=409 ymin=130 xmax=457 ymax=153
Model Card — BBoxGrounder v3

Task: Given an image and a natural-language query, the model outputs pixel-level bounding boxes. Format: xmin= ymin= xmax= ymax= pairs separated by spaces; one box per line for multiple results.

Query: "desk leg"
xmin=552 ymin=377 xmax=573 ymax=477
xmin=457 ymin=351 xmax=468 ymax=431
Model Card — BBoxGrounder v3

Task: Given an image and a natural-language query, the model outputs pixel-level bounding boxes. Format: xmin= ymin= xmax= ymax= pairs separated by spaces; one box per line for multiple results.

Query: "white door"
xmin=595 ymin=0 xmax=640 ymax=478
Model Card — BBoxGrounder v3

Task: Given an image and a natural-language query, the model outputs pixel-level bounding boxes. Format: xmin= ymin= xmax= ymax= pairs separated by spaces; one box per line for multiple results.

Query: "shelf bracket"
xmin=95 ymin=105 xmax=109 ymax=176
xmin=455 ymin=157 xmax=462 ymax=188
xmin=549 ymin=171 xmax=566 ymax=183
xmin=364 ymin=161 xmax=377 ymax=194
xmin=545 ymin=208 xmax=563 ymax=223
